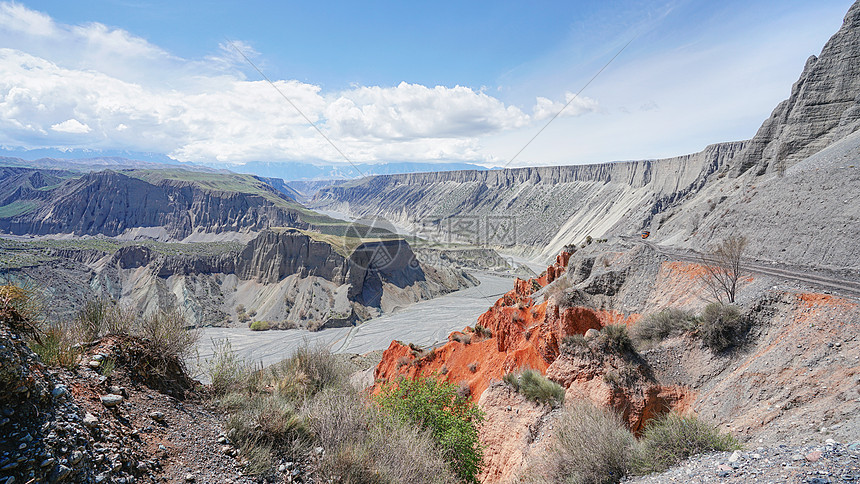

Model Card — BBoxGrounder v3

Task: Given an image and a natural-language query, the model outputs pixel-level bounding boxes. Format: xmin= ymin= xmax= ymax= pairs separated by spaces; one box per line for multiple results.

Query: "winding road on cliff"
xmin=633 ymin=239 xmax=860 ymax=299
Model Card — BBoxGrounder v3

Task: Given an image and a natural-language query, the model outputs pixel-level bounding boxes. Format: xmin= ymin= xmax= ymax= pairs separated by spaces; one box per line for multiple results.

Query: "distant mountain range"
xmin=0 ymin=148 xmax=493 ymax=182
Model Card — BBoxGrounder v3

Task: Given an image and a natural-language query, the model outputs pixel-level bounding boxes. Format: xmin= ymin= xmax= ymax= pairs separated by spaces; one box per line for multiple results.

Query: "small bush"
xmin=307 ymin=388 xmax=455 ymax=484
xmin=375 ymin=377 xmax=484 ymax=483
xmin=631 ymin=309 xmax=697 ymax=348
xmin=522 ymin=400 xmax=634 ymax=484
xmin=205 ymin=338 xmax=250 ymax=396
xmin=31 ymin=323 xmax=79 ymax=369
xmin=139 ymin=308 xmax=199 ymax=363
xmin=226 ymin=394 xmax=310 ymax=474
xmin=697 ymin=303 xmax=745 ymax=352
xmin=468 ymin=362 xmax=478 ymax=373
xmin=268 ymin=345 xmax=348 ymax=400
xmin=74 ymin=298 xmax=133 ymax=342
xmin=503 ymin=368 xmax=565 ymax=407
xmin=249 ymin=320 xmax=270 ymax=331
xmin=452 ymin=332 xmax=471 ymax=345
xmin=632 ymin=413 xmax=739 ymax=475
xmin=599 ymin=324 xmax=634 ymax=353
xmin=474 ymin=324 xmax=492 ymax=338
xmin=0 ymin=283 xmax=43 ymax=322
xmin=562 ymin=333 xmax=589 ymax=349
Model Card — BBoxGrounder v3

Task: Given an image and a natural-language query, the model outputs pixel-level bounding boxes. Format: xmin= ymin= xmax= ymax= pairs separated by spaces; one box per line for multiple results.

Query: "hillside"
xmin=0 ymin=228 xmax=477 ymax=328
xmin=0 ymin=168 xmax=317 ymax=240
xmin=311 ymin=1 xmax=860 ymax=273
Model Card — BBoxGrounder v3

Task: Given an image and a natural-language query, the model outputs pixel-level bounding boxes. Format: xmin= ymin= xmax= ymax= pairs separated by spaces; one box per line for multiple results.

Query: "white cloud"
xmin=532 ymin=92 xmax=598 ymax=121
xmin=0 ymin=2 xmax=595 ymax=164
xmin=325 ymin=82 xmax=531 ymax=140
xmin=51 ymin=119 xmax=91 ymax=134
xmin=0 ymin=2 xmax=55 ymax=36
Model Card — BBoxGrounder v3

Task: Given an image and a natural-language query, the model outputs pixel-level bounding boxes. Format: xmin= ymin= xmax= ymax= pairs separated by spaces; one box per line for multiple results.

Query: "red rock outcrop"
xmin=373 ymin=251 xmax=690 ymax=426
xmin=374 ymin=252 xmax=622 ymax=398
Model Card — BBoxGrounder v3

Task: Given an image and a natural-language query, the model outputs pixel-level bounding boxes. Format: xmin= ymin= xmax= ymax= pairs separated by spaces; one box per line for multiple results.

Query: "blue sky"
xmin=1 ymin=0 xmax=854 ymax=166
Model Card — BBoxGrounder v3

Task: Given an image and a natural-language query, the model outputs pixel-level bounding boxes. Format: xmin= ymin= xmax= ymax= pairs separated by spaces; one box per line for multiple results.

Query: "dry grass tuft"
xmin=521 ymin=400 xmax=633 ymax=484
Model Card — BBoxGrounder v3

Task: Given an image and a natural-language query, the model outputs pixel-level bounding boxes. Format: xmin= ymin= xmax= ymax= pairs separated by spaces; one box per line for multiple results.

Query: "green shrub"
xmin=562 ymin=333 xmax=589 ymax=349
xmin=521 ymin=400 xmax=634 ymax=484
xmin=502 ymin=368 xmax=565 ymax=407
xmin=452 ymin=332 xmax=472 ymax=345
xmin=268 ymin=345 xmax=348 ymax=400
xmin=31 ymin=323 xmax=79 ymax=369
xmin=632 ymin=413 xmax=740 ymax=475
xmin=138 ymin=308 xmax=199 ymax=375
xmin=226 ymin=394 xmax=310 ymax=474
xmin=631 ymin=309 xmax=698 ymax=348
xmin=375 ymin=377 xmax=484 ymax=483
xmin=205 ymin=338 xmax=251 ymax=396
xmin=697 ymin=303 xmax=745 ymax=352
xmin=73 ymin=298 xmax=133 ymax=342
xmin=249 ymin=320 xmax=270 ymax=331
xmin=474 ymin=324 xmax=492 ymax=338
xmin=0 ymin=283 xmax=43 ymax=323
xmin=599 ymin=324 xmax=634 ymax=353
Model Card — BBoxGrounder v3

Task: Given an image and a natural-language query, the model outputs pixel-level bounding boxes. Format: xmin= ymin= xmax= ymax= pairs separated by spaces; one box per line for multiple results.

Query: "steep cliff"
xmin=0 ymin=230 xmax=476 ymax=328
xmin=312 ymin=141 xmax=745 ymax=260
xmin=0 ymin=169 xmax=308 ymax=240
xmin=311 ymin=2 xmax=860 ymax=272
xmin=733 ymin=1 xmax=860 ymax=175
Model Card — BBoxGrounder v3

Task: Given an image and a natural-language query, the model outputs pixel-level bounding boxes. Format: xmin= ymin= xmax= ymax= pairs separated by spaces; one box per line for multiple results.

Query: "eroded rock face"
xmin=373 ymin=250 xmax=694 ymax=483
xmin=0 ymin=170 xmax=306 ymax=239
xmin=373 ymin=251 xmax=690 ymax=427
xmin=546 ymin=340 xmax=693 ymax=435
xmin=477 ymin=383 xmax=553 ymax=484
xmin=3 ymin=229 xmax=476 ymax=328
xmin=734 ymin=1 xmax=860 ymax=175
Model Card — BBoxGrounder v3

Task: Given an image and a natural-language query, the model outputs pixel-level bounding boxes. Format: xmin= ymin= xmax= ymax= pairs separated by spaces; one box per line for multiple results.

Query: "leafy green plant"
xmin=502 ymin=368 xmax=565 ymax=407
xmin=375 ymin=377 xmax=484 ymax=483
xmin=249 ymin=320 xmax=270 ymax=331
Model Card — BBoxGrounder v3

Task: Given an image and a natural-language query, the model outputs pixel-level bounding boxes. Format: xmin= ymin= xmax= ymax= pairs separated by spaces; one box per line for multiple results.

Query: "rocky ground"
xmin=624 ymin=439 xmax=860 ymax=483
xmin=0 ymin=306 xmax=363 ymax=484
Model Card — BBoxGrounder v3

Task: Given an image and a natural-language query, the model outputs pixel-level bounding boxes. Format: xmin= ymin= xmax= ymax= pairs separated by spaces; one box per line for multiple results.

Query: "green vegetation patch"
xmin=0 ymin=200 xmax=40 ymax=218
xmin=502 ymin=368 xmax=565 ymax=407
xmin=376 ymin=377 xmax=485 ymax=483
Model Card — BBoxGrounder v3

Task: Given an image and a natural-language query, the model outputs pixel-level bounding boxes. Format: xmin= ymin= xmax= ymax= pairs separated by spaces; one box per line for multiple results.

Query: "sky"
xmin=0 ymin=0 xmax=854 ymax=168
